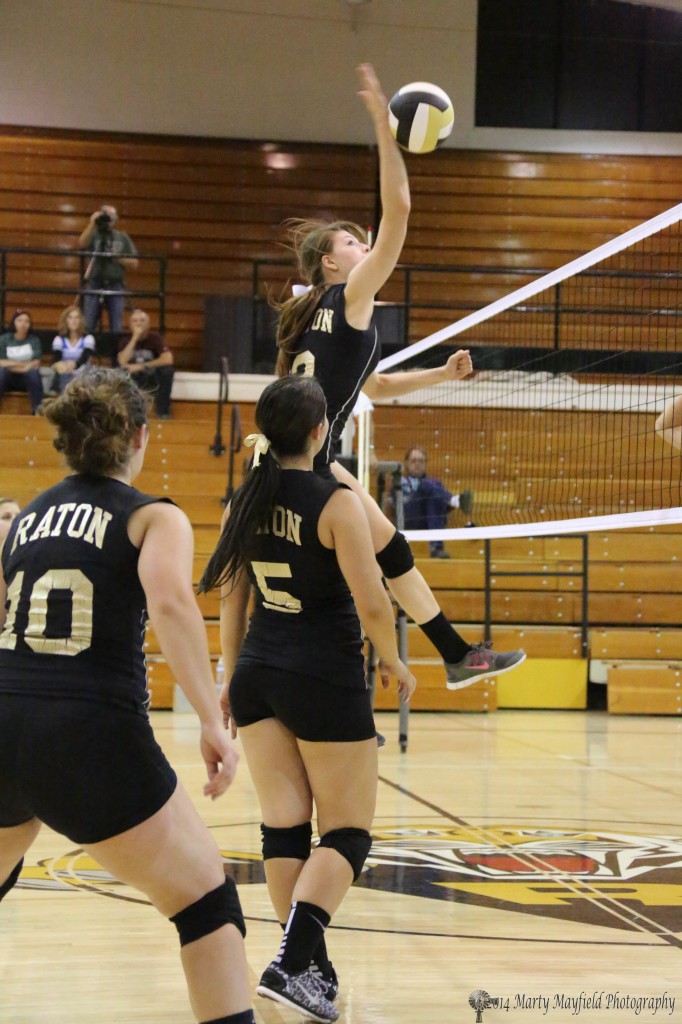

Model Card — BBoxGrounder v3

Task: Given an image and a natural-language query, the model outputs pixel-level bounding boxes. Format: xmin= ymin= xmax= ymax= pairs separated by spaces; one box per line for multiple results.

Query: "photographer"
xmin=78 ymin=204 xmax=138 ymax=334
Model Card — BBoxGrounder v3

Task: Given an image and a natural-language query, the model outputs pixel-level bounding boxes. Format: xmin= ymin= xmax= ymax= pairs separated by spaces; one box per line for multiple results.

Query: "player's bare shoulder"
xmin=127 ymin=499 xmax=191 ymax=548
xmin=317 ymin=485 xmax=364 ymax=547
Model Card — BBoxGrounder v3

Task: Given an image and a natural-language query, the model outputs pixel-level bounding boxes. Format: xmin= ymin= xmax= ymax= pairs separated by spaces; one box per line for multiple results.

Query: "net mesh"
xmin=368 ymin=202 xmax=682 ymax=538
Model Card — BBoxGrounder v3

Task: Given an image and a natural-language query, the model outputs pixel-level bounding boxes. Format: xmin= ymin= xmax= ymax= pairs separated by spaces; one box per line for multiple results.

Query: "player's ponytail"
xmin=198 ymin=375 xmax=327 ymax=592
xmin=275 ymin=218 xmax=368 ymax=376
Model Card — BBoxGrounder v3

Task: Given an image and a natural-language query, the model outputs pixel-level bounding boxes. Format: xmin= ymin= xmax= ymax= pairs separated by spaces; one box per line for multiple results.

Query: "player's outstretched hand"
xmin=379 ymin=658 xmax=417 ymax=704
xmin=357 ymin=63 xmax=389 ymax=125
xmin=445 ymin=350 xmax=474 ymax=380
xmin=200 ymin=719 xmax=239 ymax=799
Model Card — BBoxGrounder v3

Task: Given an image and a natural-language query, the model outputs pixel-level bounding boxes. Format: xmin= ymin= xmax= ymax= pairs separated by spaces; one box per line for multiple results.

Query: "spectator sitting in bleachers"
xmin=393 ymin=446 xmax=474 ymax=559
xmin=50 ymin=305 xmax=96 ymax=393
xmin=0 ymin=310 xmax=44 ymax=414
xmin=117 ymin=308 xmax=175 ymax=418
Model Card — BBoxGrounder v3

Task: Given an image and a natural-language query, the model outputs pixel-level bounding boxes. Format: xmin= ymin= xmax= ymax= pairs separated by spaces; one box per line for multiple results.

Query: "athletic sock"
xmin=311 ymin=934 xmax=332 ymax=975
xmin=275 ymin=901 xmax=331 ymax=976
xmin=287 ymin=918 xmax=332 ymax=975
xmin=419 ymin=612 xmax=471 ymax=663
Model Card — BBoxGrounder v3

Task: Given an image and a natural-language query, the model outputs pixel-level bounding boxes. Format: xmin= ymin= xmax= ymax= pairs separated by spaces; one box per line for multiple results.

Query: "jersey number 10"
xmin=0 ymin=569 xmax=94 ymax=656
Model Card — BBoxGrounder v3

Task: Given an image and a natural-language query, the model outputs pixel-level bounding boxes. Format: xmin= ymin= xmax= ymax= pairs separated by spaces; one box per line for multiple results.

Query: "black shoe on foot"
xmin=257 ymin=962 xmax=339 ymax=1022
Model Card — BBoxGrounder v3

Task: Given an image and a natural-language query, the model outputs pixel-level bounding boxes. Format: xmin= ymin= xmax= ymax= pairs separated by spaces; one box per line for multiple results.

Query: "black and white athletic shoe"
xmin=257 ymin=962 xmax=339 ymax=1022
xmin=309 ymin=961 xmax=339 ymax=1002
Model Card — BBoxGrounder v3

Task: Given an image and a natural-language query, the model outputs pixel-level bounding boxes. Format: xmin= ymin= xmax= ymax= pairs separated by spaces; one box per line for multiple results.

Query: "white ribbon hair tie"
xmin=292 ymin=283 xmax=313 ymax=297
xmin=244 ymin=432 xmax=272 ymax=467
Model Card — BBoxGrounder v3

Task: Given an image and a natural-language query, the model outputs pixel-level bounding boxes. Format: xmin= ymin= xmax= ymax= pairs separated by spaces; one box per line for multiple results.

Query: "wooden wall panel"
xmin=0 ymin=128 xmax=376 ymax=368
xmin=1 ymin=126 xmax=682 ymax=369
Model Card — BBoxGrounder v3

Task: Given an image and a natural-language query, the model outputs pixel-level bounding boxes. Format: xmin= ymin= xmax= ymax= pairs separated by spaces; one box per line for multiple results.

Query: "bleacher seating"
xmin=3 ymin=134 xmax=682 ymax=712
xmin=3 ymin=400 xmax=681 ymax=715
xmin=3 ymin=128 xmax=682 ymax=368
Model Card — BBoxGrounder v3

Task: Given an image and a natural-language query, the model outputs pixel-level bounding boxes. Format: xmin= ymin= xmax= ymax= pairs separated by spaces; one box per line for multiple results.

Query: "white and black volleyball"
xmin=388 ymin=82 xmax=454 ymax=154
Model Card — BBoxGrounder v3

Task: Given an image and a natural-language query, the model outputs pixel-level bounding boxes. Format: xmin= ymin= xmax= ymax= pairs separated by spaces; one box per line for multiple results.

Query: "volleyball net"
xmin=362 ymin=201 xmax=682 ymax=541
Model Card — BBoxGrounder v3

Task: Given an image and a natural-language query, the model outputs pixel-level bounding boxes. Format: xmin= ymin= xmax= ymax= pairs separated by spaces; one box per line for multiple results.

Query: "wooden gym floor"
xmin=2 ymin=708 xmax=681 ymax=1024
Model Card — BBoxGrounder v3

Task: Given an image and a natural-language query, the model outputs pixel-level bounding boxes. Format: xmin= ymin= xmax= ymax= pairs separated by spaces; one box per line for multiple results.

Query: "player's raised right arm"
xmin=345 ymin=64 xmax=411 ymax=318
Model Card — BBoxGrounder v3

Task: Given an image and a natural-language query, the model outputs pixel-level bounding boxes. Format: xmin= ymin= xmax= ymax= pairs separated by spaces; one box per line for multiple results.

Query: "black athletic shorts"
xmin=230 ymin=663 xmax=376 ymax=742
xmin=0 ymin=694 xmax=177 ymax=844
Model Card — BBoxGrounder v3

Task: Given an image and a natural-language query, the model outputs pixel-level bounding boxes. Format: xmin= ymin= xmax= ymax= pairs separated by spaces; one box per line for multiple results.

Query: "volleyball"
xmin=388 ymin=82 xmax=454 ymax=154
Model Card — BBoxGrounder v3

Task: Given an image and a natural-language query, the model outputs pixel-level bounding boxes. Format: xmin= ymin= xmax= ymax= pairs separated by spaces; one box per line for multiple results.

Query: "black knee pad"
xmin=0 ymin=859 xmax=23 ymax=902
xmin=376 ymin=530 xmax=414 ymax=579
xmin=170 ymin=875 xmax=246 ymax=945
xmin=261 ymin=821 xmax=312 ymax=862
xmin=317 ymin=828 xmax=372 ymax=881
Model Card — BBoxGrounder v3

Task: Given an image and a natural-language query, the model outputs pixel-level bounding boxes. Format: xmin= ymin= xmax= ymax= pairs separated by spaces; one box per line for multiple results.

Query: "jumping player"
xmin=0 ymin=368 xmax=255 ymax=1024
xmin=200 ymin=374 xmax=416 ymax=1023
xmin=275 ymin=65 xmax=525 ymax=690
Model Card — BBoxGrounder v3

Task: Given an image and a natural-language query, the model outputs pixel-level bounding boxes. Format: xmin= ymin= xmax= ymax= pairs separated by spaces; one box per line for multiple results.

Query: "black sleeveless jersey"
xmin=291 ymin=284 xmax=380 ymax=470
xmin=0 ymin=475 xmax=170 ymax=706
xmin=238 ymin=469 xmax=365 ymax=688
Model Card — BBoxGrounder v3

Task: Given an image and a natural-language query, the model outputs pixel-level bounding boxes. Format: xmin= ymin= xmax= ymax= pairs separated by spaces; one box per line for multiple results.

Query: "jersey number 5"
xmin=0 ymin=569 xmax=94 ymax=656
xmin=251 ymin=561 xmax=302 ymax=614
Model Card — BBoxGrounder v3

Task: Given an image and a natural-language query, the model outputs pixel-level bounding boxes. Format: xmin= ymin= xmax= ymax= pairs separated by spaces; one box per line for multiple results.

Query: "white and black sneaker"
xmin=257 ymin=962 xmax=339 ymax=1022
xmin=309 ymin=961 xmax=339 ymax=1002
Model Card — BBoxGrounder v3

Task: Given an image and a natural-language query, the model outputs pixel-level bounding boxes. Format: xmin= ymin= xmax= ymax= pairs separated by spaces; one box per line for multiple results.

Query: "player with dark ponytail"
xmin=200 ymin=374 xmax=415 ymax=1022
xmin=202 ymin=375 xmax=328 ymax=592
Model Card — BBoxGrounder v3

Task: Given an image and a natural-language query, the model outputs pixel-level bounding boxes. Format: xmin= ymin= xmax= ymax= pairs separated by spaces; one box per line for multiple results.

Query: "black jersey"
xmin=0 ymin=475 xmax=170 ymax=706
xmin=237 ymin=469 xmax=365 ymax=688
xmin=291 ymin=284 xmax=380 ymax=469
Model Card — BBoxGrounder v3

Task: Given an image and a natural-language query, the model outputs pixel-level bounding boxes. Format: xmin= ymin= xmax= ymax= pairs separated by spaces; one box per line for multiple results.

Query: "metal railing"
xmin=0 ymin=246 xmax=167 ymax=333
xmin=250 ymin=256 xmax=682 ymax=355
xmin=210 ymin=356 xmax=230 ymax=458
xmin=483 ymin=535 xmax=589 ymax=657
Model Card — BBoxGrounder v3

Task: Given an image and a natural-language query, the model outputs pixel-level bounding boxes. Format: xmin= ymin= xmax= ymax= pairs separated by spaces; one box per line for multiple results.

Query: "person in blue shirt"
xmin=51 ymin=305 xmax=96 ymax=393
xmin=400 ymin=446 xmax=473 ymax=558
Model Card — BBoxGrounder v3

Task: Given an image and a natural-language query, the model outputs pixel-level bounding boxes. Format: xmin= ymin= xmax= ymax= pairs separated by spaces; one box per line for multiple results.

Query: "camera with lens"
xmin=95 ymin=211 xmax=112 ymax=230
